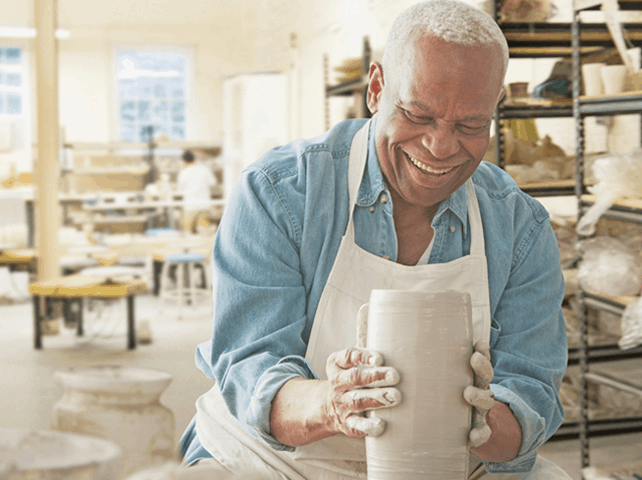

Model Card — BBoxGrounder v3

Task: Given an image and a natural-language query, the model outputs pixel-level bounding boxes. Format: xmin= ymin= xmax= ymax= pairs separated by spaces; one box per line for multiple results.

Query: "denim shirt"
xmin=193 ymin=116 xmax=567 ymax=474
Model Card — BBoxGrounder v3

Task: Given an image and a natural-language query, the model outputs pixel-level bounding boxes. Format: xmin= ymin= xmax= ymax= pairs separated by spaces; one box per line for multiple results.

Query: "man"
xmin=177 ymin=149 xmax=218 ymax=233
xmin=180 ymin=1 xmax=569 ymax=478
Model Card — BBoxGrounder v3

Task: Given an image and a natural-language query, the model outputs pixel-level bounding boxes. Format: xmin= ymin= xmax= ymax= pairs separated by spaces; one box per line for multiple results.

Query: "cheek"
xmin=462 ymin=136 xmax=491 ymax=161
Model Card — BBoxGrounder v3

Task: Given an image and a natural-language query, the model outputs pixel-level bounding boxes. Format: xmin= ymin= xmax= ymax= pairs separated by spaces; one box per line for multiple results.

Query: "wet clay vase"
xmin=0 ymin=427 xmax=122 ymax=480
xmin=51 ymin=365 xmax=175 ymax=477
xmin=364 ymin=290 xmax=474 ymax=480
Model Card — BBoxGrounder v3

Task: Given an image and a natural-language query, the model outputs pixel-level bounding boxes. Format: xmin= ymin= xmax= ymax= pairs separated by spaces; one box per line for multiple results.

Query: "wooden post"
xmin=34 ymin=0 xmax=61 ymax=282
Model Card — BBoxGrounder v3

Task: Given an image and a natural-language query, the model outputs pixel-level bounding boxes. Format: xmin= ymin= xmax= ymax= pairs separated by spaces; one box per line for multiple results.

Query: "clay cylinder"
xmin=365 ymin=290 xmax=473 ymax=480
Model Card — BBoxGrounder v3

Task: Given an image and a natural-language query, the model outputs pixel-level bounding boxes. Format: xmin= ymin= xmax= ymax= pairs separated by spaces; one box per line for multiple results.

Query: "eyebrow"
xmin=403 ymin=100 xmax=491 ymax=123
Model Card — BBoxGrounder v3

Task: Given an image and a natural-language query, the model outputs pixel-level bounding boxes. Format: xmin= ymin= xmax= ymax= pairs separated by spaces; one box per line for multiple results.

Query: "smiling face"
xmin=368 ymin=35 xmax=505 ymax=210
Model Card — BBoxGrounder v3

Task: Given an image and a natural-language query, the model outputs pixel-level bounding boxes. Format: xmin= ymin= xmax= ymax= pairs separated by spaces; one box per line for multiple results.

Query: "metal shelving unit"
xmin=494 ymin=0 xmax=642 ymax=453
xmin=572 ymin=0 xmax=642 ymax=469
xmin=494 ymin=7 xmax=578 ymax=197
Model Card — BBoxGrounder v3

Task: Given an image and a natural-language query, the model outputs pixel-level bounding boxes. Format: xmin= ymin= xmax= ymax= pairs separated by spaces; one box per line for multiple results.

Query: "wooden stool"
xmin=29 ymin=274 xmax=148 ymax=349
xmin=151 ymin=243 xmax=211 ymax=296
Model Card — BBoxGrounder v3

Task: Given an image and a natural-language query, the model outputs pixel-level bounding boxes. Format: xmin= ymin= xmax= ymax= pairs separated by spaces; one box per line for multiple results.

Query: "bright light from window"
xmin=117 ymin=50 xmax=188 ymax=142
xmin=0 ymin=28 xmax=70 ymax=39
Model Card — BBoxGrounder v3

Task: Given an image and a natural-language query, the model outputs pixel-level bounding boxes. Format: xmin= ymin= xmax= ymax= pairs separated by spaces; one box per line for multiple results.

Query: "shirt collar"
xmin=357 ymin=114 xmax=470 ymax=238
xmin=355 ymin=115 xmax=388 ymax=208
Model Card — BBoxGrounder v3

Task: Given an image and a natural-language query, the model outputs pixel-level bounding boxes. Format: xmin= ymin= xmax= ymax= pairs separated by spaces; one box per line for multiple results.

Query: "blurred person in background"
xmin=177 ymin=150 xmax=217 ymax=233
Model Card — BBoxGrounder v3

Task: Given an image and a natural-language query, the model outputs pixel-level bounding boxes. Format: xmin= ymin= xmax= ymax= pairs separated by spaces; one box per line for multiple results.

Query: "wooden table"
xmin=0 ymin=248 xmax=37 ymax=271
xmin=29 ymin=274 xmax=148 ymax=350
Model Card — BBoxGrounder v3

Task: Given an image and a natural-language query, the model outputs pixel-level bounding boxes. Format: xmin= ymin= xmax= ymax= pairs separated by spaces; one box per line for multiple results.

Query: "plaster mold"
xmin=51 ymin=365 xmax=175 ymax=478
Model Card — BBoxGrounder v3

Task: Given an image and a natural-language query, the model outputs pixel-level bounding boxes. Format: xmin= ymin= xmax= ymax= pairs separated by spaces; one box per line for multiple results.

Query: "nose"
xmin=421 ymin=126 xmax=460 ymax=159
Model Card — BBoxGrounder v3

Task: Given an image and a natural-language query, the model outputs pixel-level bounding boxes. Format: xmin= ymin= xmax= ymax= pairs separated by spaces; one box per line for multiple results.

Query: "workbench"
xmin=0 ymin=248 xmax=36 ymax=272
xmin=28 ymin=274 xmax=148 ymax=350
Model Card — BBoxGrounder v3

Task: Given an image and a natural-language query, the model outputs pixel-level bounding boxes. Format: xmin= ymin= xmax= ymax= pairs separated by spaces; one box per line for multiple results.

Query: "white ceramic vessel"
xmin=364 ymin=289 xmax=474 ymax=480
xmin=0 ymin=427 xmax=121 ymax=480
xmin=51 ymin=365 xmax=175 ymax=478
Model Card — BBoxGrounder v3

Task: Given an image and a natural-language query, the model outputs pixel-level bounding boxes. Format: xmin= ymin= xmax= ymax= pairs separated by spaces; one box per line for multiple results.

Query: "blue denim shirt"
xmin=191 ymin=116 xmax=567 ymax=473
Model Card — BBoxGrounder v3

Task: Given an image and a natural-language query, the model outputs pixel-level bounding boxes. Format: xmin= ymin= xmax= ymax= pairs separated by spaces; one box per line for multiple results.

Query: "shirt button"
xmin=369 ymin=206 xmax=375 ymax=213
xmin=383 ymin=255 xmax=391 ymax=260
xmin=449 ymin=225 xmax=456 ymax=233
xmin=380 ymin=194 xmax=389 ymax=204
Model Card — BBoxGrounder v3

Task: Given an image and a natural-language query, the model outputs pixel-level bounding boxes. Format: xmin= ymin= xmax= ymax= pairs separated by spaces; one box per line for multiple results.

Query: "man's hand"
xmin=464 ymin=340 xmax=495 ymax=447
xmin=325 ymin=347 xmax=402 ymax=437
xmin=463 ymin=340 xmax=522 ymax=463
xmin=270 ymin=347 xmax=401 ymax=446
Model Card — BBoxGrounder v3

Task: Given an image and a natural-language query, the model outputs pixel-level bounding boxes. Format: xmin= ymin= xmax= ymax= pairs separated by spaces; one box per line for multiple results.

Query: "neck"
xmin=389 ymin=188 xmax=440 ymax=227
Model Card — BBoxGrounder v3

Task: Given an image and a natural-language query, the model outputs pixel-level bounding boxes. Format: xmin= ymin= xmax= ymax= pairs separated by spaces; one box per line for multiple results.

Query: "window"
xmin=117 ymin=50 xmax=189 ymax=142
xmin=0 ymin=47 xmax=25 ymax=116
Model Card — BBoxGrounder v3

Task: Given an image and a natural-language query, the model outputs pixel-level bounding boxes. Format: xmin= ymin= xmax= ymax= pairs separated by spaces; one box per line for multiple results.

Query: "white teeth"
xmin=407 ymin=153 xmax=454 ymax=175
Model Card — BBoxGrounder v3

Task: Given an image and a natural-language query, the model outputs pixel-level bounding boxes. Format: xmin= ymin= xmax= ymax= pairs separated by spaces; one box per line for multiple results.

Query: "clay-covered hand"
xmin=324 ymin=347 xmax=402 ymax=438
xmin=463 ymin=340 xmax=495 ymax=447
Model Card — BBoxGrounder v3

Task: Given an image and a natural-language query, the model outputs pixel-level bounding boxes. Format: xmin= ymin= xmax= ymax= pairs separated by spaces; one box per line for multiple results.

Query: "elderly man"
xmin=180 ymin=1 xmax=570 ymax=478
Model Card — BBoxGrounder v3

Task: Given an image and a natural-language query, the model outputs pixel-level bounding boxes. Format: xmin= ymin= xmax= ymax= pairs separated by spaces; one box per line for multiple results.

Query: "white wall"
xmin=3 ymin=0 xmax=625 ymax=172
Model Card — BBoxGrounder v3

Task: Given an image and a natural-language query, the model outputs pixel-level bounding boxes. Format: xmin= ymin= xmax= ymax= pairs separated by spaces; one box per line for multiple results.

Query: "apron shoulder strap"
xmin=346 ymin=121 xmax=371 ymax=239
xmin=465 ymin=180 xmax=485 ymax=257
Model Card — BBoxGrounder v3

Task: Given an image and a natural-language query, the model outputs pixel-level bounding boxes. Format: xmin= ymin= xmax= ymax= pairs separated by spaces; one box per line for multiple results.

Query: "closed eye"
xmin=396 ymin=103 xmax=434 ymax=125
xmin=457 ymin=124 xmax=488 ymax=135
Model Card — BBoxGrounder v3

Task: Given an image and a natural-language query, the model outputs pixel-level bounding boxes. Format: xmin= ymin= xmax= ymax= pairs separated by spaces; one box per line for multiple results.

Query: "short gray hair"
xmin=381 ymin=0 xmax=509 ymax=86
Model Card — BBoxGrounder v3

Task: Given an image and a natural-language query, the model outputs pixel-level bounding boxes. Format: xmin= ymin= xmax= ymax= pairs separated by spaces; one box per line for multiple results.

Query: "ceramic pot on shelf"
xmin=51 ymin=365 xmax=175 ymax=478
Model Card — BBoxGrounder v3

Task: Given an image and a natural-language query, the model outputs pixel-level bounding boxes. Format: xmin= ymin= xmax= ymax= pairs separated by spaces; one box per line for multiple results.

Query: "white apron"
xmin=194 ymin=121 xmax=571 ymax=480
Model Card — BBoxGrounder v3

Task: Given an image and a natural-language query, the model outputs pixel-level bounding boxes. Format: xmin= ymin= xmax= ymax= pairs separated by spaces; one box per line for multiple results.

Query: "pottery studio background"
xmin=2 ymin=0 xmax=642 ymax=479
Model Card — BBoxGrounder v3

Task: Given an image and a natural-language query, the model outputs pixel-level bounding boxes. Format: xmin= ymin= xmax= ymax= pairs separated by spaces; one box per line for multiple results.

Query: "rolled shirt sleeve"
xmin=193 ymin=123 xmax=359 ymax=451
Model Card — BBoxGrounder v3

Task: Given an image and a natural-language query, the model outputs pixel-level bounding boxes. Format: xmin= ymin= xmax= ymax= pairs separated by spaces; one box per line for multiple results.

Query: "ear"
xmin=366 ymin=62 xmax=385 ymax=115
xmin=496 ymin=87 xmax=507 ymax=105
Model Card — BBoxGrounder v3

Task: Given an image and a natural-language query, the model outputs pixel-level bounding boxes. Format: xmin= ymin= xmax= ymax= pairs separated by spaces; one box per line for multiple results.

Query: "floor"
xmin=1 ymin=291 xmax=642 ymax=479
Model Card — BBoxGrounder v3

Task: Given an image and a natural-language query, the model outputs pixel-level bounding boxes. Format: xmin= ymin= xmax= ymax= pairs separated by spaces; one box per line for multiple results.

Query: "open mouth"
xmin=406 ymin=152 xmax=455 ymax=175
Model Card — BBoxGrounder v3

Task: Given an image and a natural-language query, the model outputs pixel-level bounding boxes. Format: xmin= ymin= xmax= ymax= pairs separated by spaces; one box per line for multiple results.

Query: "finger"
xmin=470 ymin=352 xmax=493 ymax=387
xmin=335 ymin=366 xmax=400 ymax=389
xmin=474 ymin=340 xmax=491 ymax=361
xmin=327 ymin=347 xmax=383 ymax=372
xmin=463 ymin=386 xmax=496 ymax=411
xmin=469 ymin=424 xmax=492 ymax=448
xmin=344 ymin=387 xmax=402 ymax=410
xmin=356 ymin=304 xmax=369 ymax=349
xmin=345 ymin=414 xmax=386 ymax=437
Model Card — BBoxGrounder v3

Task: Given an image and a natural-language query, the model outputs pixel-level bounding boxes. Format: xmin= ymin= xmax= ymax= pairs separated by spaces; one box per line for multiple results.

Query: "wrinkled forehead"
xmin=393 ymin=36 xmax=504 ymax=101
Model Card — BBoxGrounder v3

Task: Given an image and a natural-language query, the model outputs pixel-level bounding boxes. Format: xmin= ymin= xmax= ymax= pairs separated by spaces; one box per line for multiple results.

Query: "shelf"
xmin=552 ymin=416 xmax=642 ymax=439
xmin=580 ymin=194 xmax=642 ymax=223
xmin=91 ymin=214 xmax=149 ymax=224
xmin=518 ymin=179 xmax=576 ymax=196
xmin=325 ymin=78 xmax=368 ymax=97
xmin=585 ymin=370 xmax=642 ymax=397
xmin=501 ymin=22 xmax=642 ymax=49
xmin=579 ymin=91 xmax=642 ymax=116
xmin=499 ymin=101 xmax=574 ymax=118
xmin=569 ymin=343 xmax=642 ymax=364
